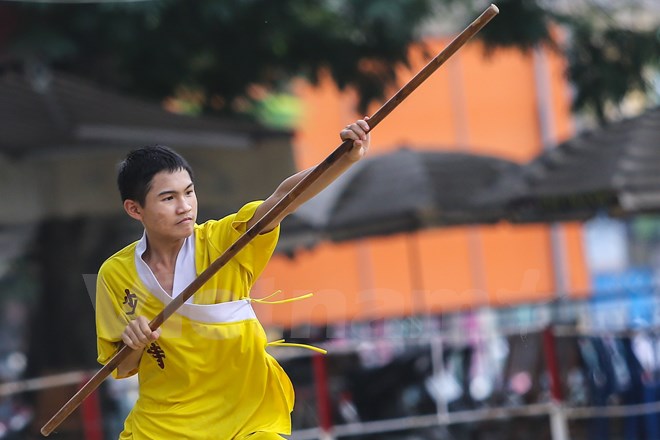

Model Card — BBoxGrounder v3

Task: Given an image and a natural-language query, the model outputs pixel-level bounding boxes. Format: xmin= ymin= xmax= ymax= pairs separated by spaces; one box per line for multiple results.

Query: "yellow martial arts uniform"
xmin=96 ymin=201 xmax=294 ymax=439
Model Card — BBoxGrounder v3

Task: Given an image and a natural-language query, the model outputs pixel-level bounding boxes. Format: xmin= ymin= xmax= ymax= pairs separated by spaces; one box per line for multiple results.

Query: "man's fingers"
xmin=340 ymin=132 xmax=357 ymax=143
xmin=139 ymin=317 xmax=160 ymax=341
xmin=342 ymin=126 xmax=366 ymax=141
xmin=122 ymin=327 xmax=140 ymax=350
xmin=344 ymin=120 xmax=369 ymax=140
xmin=121 ymin=317 xmax=157 ymax=350
xmin=137 ymin=317 xmax=153 ymax=340
xmin=351 ymin=125 xmax=367 ymax=140
xmin=340 ymin=118 xmax=371 ymax=154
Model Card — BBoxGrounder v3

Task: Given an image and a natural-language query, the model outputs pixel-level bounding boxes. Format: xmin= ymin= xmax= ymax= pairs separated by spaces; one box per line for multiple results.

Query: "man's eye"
xmin=163 ymin=196 xmax=174 ymax=201
xmin=186 ymin=190 xmax=194 ymax=196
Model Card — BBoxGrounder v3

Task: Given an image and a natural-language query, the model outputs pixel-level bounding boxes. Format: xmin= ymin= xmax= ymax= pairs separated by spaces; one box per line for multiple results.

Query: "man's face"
xmin=138 ymin=169 xmax=198 ymax=240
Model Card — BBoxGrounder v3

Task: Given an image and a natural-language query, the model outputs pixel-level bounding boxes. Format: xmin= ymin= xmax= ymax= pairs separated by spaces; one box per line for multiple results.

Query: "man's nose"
xmin=177 ymin=198 xmax=192 ymax=213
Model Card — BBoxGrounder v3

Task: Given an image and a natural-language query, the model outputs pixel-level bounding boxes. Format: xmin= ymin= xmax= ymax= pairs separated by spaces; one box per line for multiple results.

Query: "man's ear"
xmin=123 ymin=199 xmax=143 ymax=221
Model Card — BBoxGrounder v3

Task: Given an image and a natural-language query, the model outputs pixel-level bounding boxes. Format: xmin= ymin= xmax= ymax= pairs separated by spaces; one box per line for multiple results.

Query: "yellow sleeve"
xmin=205 ymin=200 xmax=280 ymax=282
xmin=95 ymin=267 xmax=135 ymax=378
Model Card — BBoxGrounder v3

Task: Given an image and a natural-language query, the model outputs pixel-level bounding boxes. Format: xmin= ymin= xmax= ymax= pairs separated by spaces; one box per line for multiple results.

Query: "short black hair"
xmin=117 ymin=145 xmax=194 ymax=205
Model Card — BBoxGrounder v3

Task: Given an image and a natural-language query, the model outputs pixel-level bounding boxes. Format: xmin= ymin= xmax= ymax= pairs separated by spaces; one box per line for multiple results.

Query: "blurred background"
xmin=1 ymin=0 xmax=660 ymax=439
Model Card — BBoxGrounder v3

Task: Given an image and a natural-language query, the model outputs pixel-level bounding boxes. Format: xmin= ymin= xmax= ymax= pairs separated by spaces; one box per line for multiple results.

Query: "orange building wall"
xmin=257 ymin=38 xmax=590 ymax=328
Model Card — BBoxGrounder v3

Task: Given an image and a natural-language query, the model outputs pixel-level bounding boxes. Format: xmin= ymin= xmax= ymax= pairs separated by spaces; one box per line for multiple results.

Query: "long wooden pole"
xmin=41 ymin=4 xmax=498 ymax=436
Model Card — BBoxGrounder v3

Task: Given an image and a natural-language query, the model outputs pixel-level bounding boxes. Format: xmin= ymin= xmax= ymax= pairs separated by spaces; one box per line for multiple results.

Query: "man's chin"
xmin=173 ymin=224 xmax=194 ymax=237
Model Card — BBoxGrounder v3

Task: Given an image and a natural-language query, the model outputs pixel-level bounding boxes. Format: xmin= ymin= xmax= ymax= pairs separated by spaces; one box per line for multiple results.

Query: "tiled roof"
xmin=278 ymin=147 xmax=522 ymax=252
xmin=510 ymin=106 xmax=660 ymax=222
xmin=0 ymin=69 xmax=291 ymax=153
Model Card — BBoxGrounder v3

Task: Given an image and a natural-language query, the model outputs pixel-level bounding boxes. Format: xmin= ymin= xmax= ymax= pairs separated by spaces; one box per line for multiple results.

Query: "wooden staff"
xmin=41 ymin=4 xmax=498 ymax=436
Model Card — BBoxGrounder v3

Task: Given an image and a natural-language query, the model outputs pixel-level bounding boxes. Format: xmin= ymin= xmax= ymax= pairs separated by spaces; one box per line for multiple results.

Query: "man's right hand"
xmin=122 ymin=316 xmax=160 ymax=350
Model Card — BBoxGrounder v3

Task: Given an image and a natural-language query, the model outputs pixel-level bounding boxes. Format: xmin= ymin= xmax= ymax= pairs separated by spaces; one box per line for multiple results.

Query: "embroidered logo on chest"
xmin=122 ymin=289 xmax=138 ymax=315
xmin=147 ymin=342 xmax=166 ymax=369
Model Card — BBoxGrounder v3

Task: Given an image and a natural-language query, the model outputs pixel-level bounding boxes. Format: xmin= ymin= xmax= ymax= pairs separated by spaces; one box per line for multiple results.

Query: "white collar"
xmin=133 ymin=231 xmax=257 ymax=323
xmin=134 ymin=231 xmax=197 ymax=302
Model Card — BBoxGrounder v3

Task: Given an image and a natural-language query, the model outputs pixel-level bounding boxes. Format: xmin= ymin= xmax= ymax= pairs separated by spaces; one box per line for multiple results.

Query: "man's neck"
xmin=142 ymin=233 xmax=186 ymax=268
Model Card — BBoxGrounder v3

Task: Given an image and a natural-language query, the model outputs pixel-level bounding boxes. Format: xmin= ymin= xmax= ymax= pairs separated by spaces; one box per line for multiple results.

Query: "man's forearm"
xmin=281 ymin=153 xmax=356 ymax=209
xmin=251 ymin=153 xmax=357 ymax=232
xmin=250 ymin=117 xmax=370 ymax=232
xmin=115 ymin=346 xmax=144 ymax=378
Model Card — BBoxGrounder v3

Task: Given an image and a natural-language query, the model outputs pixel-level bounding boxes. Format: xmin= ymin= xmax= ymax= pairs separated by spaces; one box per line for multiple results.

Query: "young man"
xmin=95 ymin=119 xmax=370 ymax=439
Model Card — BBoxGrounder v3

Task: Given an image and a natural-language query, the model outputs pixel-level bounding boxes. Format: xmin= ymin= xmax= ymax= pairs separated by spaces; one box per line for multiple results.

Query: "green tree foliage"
xmin=9 ymin=0 xmax=435 ymax=115
xmin=478 ymin=0 xmax=555 ymax=51
xmin=6 ymin=0 xmax=660 ymax=122
xmin=566 ymin=19 xmax=660 ymax=124
xmin=478 ymin=0 xmax=660 ymax=123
